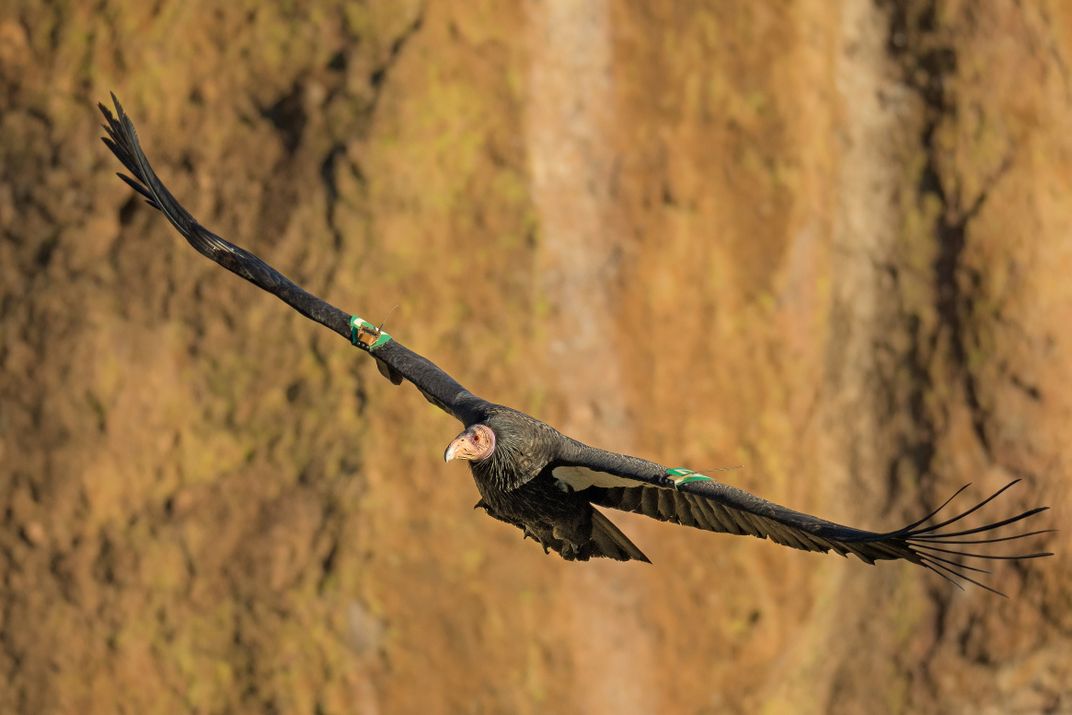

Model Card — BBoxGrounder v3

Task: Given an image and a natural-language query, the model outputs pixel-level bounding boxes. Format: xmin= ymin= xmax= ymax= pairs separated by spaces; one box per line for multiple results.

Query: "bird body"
xmin=99 ymin=95 xmax=1052 ymax=596
xmin=460 ymin=407 xmax=650 ymax=562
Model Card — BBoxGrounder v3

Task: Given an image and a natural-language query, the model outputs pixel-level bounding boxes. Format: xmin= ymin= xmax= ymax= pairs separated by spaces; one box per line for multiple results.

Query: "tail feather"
xmin=587 ymin=508 xmax=651 ymax=563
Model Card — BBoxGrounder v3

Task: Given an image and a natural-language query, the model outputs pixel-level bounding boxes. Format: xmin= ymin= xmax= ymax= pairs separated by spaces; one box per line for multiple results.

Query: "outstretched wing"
xmin=552 ymin=440 xmax=1052 ymax=596
xmin=100 ymin=95 xmax=485 ymax=424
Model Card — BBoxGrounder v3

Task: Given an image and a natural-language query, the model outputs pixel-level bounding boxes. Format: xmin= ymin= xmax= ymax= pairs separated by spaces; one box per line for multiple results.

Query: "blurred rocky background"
xmin=1 ymin=1 xmax=1070 ymax=713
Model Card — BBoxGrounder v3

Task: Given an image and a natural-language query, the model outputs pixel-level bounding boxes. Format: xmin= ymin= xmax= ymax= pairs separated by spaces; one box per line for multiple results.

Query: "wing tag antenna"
xmin=378 ymin=304 xmax=400 ymax=334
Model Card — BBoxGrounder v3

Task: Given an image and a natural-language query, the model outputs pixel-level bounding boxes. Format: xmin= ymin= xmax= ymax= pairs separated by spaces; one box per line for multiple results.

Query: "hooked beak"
xmin=444 ymin=437 xmax=465 ymax=463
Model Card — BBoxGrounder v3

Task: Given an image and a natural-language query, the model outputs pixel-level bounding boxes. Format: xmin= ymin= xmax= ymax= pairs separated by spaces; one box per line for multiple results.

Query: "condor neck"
xmin=471 ymin=441 xmax=536 ymax=492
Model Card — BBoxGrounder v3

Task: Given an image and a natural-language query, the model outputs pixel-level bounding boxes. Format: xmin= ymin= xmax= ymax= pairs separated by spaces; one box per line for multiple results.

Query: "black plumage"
xmin=100 ymin=95 xmax=1053 ymax=595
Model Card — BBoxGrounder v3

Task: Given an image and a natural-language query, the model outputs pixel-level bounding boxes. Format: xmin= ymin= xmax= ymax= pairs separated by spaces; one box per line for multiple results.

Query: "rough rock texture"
xmin=1 ymin=1 xmax=1069 ymax=713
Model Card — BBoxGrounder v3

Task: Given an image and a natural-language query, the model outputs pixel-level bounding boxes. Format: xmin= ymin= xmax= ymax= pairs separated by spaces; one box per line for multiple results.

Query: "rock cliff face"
xmin=1 ymin=2 xmax=1069 ymax=712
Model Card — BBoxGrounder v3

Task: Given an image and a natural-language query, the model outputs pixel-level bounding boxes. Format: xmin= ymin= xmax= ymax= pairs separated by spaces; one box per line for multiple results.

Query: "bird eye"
xmin=472 ymin=433 xmax=481 ymax=443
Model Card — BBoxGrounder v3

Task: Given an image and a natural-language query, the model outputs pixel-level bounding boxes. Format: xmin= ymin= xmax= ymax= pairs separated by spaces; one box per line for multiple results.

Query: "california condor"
xmin=100 ymin=95 xmax=1052 ymax=595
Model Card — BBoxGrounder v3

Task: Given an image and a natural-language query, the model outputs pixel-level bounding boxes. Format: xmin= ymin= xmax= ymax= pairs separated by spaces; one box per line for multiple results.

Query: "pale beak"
xmin=444 ymin=436 xmax=467 ymax=463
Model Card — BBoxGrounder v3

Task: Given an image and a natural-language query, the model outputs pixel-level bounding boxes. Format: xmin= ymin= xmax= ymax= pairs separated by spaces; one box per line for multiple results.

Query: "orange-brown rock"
xmin=1 ymin=2 xmax=1068 ymax=713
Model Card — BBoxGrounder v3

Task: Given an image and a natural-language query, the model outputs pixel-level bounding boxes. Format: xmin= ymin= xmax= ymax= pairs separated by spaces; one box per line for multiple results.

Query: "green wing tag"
xmin=350 ymin=315 xmax=392 ymax=352
xmin=667 ymin=467 xmax=714 ymax=490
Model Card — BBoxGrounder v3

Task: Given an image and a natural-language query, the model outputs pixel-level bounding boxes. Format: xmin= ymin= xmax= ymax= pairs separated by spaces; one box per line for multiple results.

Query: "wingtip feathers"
xmin=889 ymin=479 xmax=1053 ymax=595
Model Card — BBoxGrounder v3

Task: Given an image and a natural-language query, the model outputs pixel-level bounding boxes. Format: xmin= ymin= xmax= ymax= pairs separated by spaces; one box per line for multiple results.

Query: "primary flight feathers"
xmin=100 ymin=94 xmax=1053 ymax=596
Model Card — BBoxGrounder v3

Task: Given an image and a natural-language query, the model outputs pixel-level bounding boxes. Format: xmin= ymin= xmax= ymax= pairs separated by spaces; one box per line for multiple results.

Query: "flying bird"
xmin=99 ymin=95 xmax=1052 ymax=596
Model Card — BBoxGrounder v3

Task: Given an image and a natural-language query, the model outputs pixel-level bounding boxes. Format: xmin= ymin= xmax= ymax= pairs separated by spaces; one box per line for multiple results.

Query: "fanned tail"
xmin=587 ymin=508 xmax=651 ymax=563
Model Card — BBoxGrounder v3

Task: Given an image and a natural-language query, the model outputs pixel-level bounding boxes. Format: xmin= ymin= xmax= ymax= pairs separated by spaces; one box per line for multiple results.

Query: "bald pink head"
xmin=444 ymin=424 xmax=496 ymax=463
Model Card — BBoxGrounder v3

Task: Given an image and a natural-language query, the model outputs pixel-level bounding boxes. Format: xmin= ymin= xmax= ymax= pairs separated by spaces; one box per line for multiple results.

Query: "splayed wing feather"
xmin=901 ymin=480 xmax=1022 ymax=535
xmin=895 ymin=483 xmax=974 ymax=532
xmin=554 ymin=437 xmax=1051 ymax=594
xmin=909 ymin=544 xmax=1053 ymax=560
xmin=99 ymin=95 xmax=486 ymax=425
xmin=906 ymin=529 xmax=1055 ymax=545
